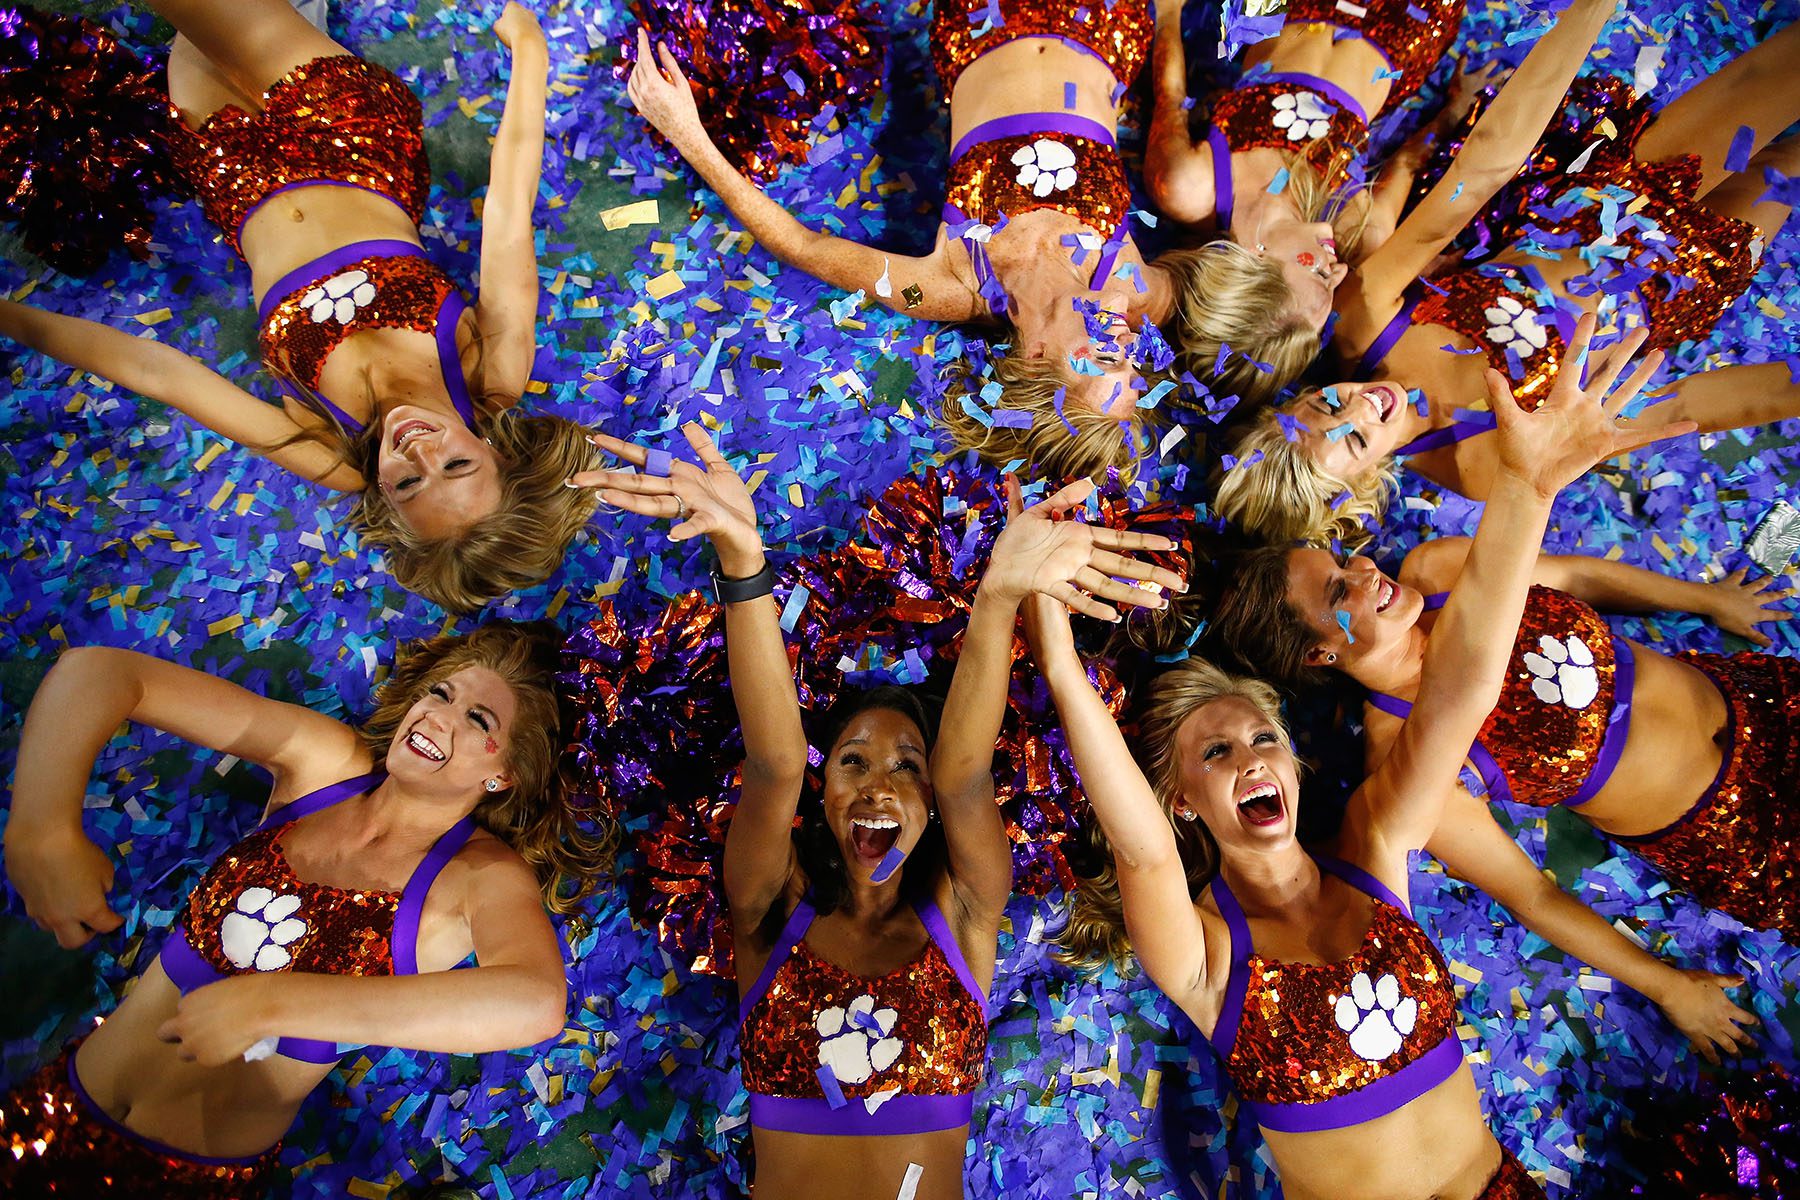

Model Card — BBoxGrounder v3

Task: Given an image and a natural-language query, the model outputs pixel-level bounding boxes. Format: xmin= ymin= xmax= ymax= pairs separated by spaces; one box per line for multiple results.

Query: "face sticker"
xmin=484 ymin=736 xmax=499 ymax=755
xmin=1296 ymin=252 xmax=1317 ymax=269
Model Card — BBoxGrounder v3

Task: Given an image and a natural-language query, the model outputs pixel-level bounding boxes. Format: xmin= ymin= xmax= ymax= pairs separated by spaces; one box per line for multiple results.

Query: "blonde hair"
xmin=1157 ymin=157 xmax=1367 ymax=406
xmin=937 ymin=352 xmax=1163 ymax=483
xmin=360 ymin=621 xmax=616 ymax=912
xmin=1210 ymin=394 xmax=1394 ymax=547
xmin=352 ymin=410 xmax=601 ymax=612
xmin=1057 ymin=658 xmax=1292 ymax=974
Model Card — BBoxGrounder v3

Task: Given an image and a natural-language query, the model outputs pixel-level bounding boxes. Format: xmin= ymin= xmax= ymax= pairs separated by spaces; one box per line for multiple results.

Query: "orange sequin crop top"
xmin=256 ymin=240 xmax=478 ymax=432
xmin=1281 ymin=0 xmax=1467 ymax=113
xmin=1370 ymin=586 xmax=1633 ymax=809
xmin=930 ymin=0 xmax=1153 ymax=99
xmin=737 ymin=894 xmax=989 ymax=1136
xmin=1208 ymin=854 xmax=1461 ymax=1132
xmin=159 ymin=771 xmax=476 ymax=1063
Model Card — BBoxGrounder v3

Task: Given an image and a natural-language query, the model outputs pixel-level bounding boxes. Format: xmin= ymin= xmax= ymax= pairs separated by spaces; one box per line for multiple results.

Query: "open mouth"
xmin=849 ymin=815 xmax=902 ymax=864
xmin=1364 ymin=383 xmax=1401 ymax=422
xmin=391 ymin=419 xmax=439 ymax=452
xmin=1375 ymin=577 xmax=1396 ymax=613
xmin=1236 ymin=782 xmax=1284 ymax=827
xmin=406 ymin=730 xmax=446 ymax=762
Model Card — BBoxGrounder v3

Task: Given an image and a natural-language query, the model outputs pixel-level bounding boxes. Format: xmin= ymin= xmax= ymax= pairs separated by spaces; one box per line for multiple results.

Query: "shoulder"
xmin=1398 ymin=536 xmax=1471 ymax=592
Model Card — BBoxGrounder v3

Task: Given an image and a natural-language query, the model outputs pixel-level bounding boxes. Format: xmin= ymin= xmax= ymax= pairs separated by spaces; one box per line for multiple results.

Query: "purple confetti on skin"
xmin=869 ymin=845 xmax=906 ymax=884
xmin=1063 ymin=81 xmax=1076 ymax=110
xmin=1725 ymin=125 xmax=1755 ymax=172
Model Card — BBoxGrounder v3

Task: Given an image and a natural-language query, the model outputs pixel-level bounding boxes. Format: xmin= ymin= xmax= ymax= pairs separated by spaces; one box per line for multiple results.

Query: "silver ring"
xmin=673 ymin=495 xmax=688 ymax=521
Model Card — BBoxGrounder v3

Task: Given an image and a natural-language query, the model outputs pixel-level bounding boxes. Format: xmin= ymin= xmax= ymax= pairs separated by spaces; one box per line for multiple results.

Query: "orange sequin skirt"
xmin=172 ymin=55 xmax=430 ymax=258
xmin=1477 ymin=1142 xmax=1546 ymax=1199
xmin=0 ymin=1049 xmax=279 ymax=1197
xmin=930 ymin=0 xmax=1153 ymax=97
xmin=1613 ymin=652 xmax=1800 ymax=941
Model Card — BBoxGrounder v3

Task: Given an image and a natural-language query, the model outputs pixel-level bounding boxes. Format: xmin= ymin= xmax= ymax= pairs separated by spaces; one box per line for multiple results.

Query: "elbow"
xmin=742 ymin=753 xmax=808 ymax=792
xmin=520 ymin=977 xmax=567 ymax=1046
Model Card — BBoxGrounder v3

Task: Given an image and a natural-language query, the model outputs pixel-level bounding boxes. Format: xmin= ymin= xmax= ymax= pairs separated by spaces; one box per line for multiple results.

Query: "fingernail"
xmin=564 ymin=478 xmax=580 ymax=488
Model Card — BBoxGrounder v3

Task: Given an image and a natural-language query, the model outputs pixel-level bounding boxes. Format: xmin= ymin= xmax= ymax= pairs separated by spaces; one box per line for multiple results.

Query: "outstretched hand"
xmin=572 ymin=423 xmax=764 ymax=575
xmin=982 ymin=477 xmax=1186 ymax=622
xmin=494 ymin=2 xmax=545 ymax=51
xmin=1704 ymin=567 xmax=1794 ymax=645
xmin=626 ymin=28 xmax=706 ymax=151
xmin=1488 ymin=314 xmax=1695 ymax=501
xmin=1654 ymin=968 xmax=1759 ymax=1067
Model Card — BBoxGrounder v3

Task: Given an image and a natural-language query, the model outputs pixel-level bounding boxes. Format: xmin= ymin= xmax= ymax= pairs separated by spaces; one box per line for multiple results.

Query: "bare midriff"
xmin=947 ymin=39 xmax=1123 ymax=145
xmin=750 ymin=1124 xmax=971 ymax=1200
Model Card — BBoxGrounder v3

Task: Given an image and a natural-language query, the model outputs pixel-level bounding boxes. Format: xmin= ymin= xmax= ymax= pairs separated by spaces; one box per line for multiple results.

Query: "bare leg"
xmin=144 ymin=0 xmax=349 ymax=99
xmin=1698 ymin=135 xmax=1800 ymax=236
xmin=167 ymin=33 xmax=261 ymax=128
xmin=1645 ymin=363 xmax=1800 ymax=435
xmin=1635 ymin=21 xmax=1800 ymax=194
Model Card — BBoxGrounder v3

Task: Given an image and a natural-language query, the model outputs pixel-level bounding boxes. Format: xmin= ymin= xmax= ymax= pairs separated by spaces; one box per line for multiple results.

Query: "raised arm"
xmin=159 ymin=844 xmax=567 ymax=1064
xmin=5 ymin=647 xmax=365 ymax=947
xmin=1355 ymin=0 xmax=1617 ymax=309
xmin=1026 ymin=592 xmax=1209 ymax=1005
xmin=0 ymin=299 xmax=361 ymax=490
xmin=573 ymin=424 xmax=808 ymax=928
xmin=934 ymin=479 xmax=1185 ymax=921
xmin=1354 ymin=318 xmax=1691 ymax=854
xmin=624 ymin=30 xmax=979 ymax=321
xmin=1427 ymin=786 xmax=1757 ymax=1065
xmin=1144 ymin=0 xmax=1217 ymax=225
xmin=474 ymin=2 xmax=551 ymax=404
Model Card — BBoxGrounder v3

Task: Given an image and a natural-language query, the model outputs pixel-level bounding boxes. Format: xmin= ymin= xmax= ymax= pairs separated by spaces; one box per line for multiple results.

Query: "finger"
xmin=84 ymin=903 xmax=123 ymax=934
xmin=1481 ymin=369 xmax=1523 ymax=421
xmin=580 ymin=471 xmax=671 ymax=496
xmin=1086 ymin=549 xmax=1185 ymax=593
xmin=599 ymin=489 xmax=684 ymax=521
xmin=1557 ymin=312 xmax=1598 ymax=381
xmin=1048 ymin=581 xmax=1119 ymax=623
xmin=52 ymin=920 xmax=93 ymax=950
xmin=680 ymin=421 xmax=727 ymax=466
xmin=657 ymin=42 xmax=687 ymax=87
xmin=1086 ymin=526 xmax=1178 ymax=556
xmin=1598 ymin=348 xmax=1666 ymax=418
xmin=588 ymin=431 xmax=650 ymax=467
xmin=1608 ymin=416 xmax=1696 ymax=457
xmin=667 ymin=510 xmax=718 ymax=543
xmin=1584 ymin=325 xmax=1651 ymax=397
xmin=1037 ymin=477 xmax=1097 ymax=515
xmin=1004 ymin=473 xmax=1024 ymax=520
xmin=1692 ymin=1034 xmax=1722 ymax=1066
xmin=1749 ymin=629 xmax=1772 ymax=648
xmin=1074 ymin=566 xmax=1166 ymax=610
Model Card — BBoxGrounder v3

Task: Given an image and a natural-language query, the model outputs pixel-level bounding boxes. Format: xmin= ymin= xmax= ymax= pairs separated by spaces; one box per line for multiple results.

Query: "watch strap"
xmin=712 ymin=560 xmax=776 ymax=604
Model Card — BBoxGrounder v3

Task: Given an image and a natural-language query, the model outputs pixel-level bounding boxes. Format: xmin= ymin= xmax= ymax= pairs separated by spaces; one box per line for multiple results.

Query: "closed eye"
xmin=468 ymin=710 xmax=491 ymax=732
xmin=1328 ymin=577 xmax=1348 ymax=607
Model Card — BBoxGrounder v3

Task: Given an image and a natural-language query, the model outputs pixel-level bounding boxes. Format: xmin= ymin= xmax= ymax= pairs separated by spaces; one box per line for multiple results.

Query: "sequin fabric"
xmin=1283 ymin=0 xmax=1466 ymax=112
xmin=560 ymin=471 xmax=1193 ymax=977
xmin=180 ymin=823 xmax=400 ymax=978
xmin=1412 ymin=77 xmax=1759 ymax=410
xmin=739 ymin=938 xmax=987 ymax=1101
xmin=1209 ymin=83 xmax=1368 ymax=180
xmin=945 ymin=133 xmax=1131 ymax=238
xmin=1466 ymin=586 xmax=1618 ymax=806
xmin=0 ymin=1051 xmax=277 ymax=1197
xmin=172 ymin=55 xmax=429 ymax=258
xmin=260 ymin=252 xmax=458 ymax=393
xmin=1477 ymin=1143 xmax=1548 ymax=1200
xmin=1224 ymin=900 xmax=1458 ymax=1107
xmin=930 ymin=0 xmax=1153 ymax=96
xmin=1617 ymin=651 xmax=1800 ymax=942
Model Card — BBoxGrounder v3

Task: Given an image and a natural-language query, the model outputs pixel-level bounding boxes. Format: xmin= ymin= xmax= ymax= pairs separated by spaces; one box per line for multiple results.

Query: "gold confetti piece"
xmin=208 ymin=614 xmax=245 ymax=635
xmin=1450 ymin=961 xmax=1483 ymax=983
xmin=207 ymin=481 xmax=234 ymax=511
xmin=526 ymin=379 xmax=549 ymax=393
xmin=456 ymin=95 xmax=493 ymax=118
xmin=788 ymin=482 xmax=805 ymax=507
xmin=235 ymin=492 xmax=256 ymax=516
xmin=1141 ymin=1067 xmax=1162 ymax=1110
xmin=346 ymin=1179 xmax=391 ymax=1199
xmin=194 ymin=443 xmax=227 ymax=471
xmin=745 ymin=469 xmax=769 ymax=494
xmin=133 ymin=308 xmax=172 ymax=325
xmin=602 ymin=198 xmax=661 ymax=230
xmin=1757 ymin=298 xmax=1787 ymax=319
xmin=695 ymin=296 xmax=723 ymax=312
xmin=545 ymin=587 xmax=569 ymax=620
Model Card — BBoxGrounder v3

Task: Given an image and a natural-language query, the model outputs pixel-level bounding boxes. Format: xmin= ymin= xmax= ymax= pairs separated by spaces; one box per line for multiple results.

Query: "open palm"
xmin=984 ymin=478 xmax=1185 ymax=621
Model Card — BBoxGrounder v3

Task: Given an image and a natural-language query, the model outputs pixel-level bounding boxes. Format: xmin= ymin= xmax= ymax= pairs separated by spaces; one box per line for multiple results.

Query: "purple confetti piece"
xmin=869 ymin=845 xmax=906 ymax=884
xmin=1725 ymin=125 xmax=1755 ymax=172
xmin=816 ymin=1064 xmax=848 ymax=1109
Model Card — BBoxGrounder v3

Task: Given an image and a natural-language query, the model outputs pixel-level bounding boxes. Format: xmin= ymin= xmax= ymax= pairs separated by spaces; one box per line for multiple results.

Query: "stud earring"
xmin=1326 ymin=653 xmax=1337 ymax=663
xmin=484 ymin=779 xmax=501 ymax=793
xmin=1178 ymin=809 xmax=1198 ymax=822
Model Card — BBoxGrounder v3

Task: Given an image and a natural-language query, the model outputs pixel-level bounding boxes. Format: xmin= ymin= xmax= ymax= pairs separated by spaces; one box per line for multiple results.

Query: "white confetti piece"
xmin=875 ymin=258 xmax=893 ymax=298
xmin=895 ymin=1162 xmax=924 ymax=1200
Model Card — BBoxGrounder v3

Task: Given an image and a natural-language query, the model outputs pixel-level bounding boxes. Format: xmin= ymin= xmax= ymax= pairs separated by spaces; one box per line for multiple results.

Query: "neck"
xmin=336 ymin=776 xmax=476 ymax=851
xmin=1348 ymin=623 xmax=1431 ymax=697
xmin=1217 ymin=841 xmax=1318 ymax=915
xmin=369 ymin=361 xmax=460 ymax=418
xmin=1133 ymin=257 xmax=1177 ymax=326
xmin=1228 ymin=153 xmax=1290 ymax=241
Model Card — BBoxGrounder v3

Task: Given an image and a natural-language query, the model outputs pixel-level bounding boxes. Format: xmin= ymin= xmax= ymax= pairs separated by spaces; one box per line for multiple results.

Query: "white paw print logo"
xmin=1271 ymin=91 xmax=1332 ymax=141
xmin=1011 ymin=138 xmax=1079 ymax=197
xmin=219 ymin=887 xmax=308 ymax=971
xmin=1483 ymin=296 xmax=1549 ymax=357
xmin=300 ymin=269 xmax=377 ymax=325
xmin=1334 ymin=971 xmax=1418 ymax=1062
xmin=1522 ymin=633 xmax=1600 ymax=709
xmin=815 ymin=993 xmax=903 ymax=1086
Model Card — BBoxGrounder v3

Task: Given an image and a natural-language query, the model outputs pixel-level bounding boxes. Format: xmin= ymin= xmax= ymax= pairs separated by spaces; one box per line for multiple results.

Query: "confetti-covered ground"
xmin=2 ymin=0 xmax=1799 ymax=1197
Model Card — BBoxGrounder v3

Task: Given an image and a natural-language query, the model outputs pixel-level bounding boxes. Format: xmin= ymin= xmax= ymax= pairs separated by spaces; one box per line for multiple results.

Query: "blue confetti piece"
xmin=816 ymin=1065 xmax=848 ymax=1109
xmin=1064 ymin=81 xmax=1076 ymax=110
xmin=1267 ymin=168 xmax=1291 ymax=195
xmin=1336 ymin=609 xmax=1355 ymax=643
xmin=779 ymin=584 xmax=810 ymax=632
xmin=1726 ymin=125 xmax=1756 ymax=173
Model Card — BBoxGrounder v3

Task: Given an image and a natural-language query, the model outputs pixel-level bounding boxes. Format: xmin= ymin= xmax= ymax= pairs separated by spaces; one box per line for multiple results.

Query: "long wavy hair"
xmin=785 ymin=686 xmax=948 ymax=928
xmin=1057 ymin=658 xmax=1292 ymax=974
xmin=1211 ymin=394 xmax=1395 ymax=547
xmin=937 ymin=352 xmax=1163 ymax=483
xmin=359 ymin=620 xmax=615 ymax=913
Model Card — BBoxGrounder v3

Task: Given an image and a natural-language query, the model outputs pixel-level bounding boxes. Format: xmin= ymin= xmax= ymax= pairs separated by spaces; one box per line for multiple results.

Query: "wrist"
xmin=975 ymin=577 xmax=1027 ymax=608
xmin=714 ymin=544 xmax=767 ymax=580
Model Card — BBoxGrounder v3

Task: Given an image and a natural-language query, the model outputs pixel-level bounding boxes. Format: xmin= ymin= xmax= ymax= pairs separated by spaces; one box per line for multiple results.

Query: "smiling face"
xmin=1282 ymin=547 xmax=1425 ymax=676
xmin=1019 ymin=289 xmax=1146 ymax=416
xmin=1246 ymin=206 xmax=1346 ymax=332
xmin=383 ymin=664 xmax=521 ymax=796
xmin=1288 ymin=381 xmax=1412 ymax=478
xmin=821 ymin=706 xmax=934 ymax=882
xmin=375 ymin=405 xmax=506 ymax=540
xmin=1171 ymin=696 xmax=1302 ymax=853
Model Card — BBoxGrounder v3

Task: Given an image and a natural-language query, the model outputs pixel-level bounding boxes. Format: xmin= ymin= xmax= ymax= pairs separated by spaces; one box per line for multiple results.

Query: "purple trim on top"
xmin=1366 ymin=690 xmax=1513 ymax=803
xmin=1610 ymin=664 xmax=1734 ymax=846
xmin=67 ymin=1054 xmax=271 ymax=1166
xmin=1248 ymin=1035 xmax=1463 ymax=1133
xmin=158 ymin=922 xmax=225 ymax=994
xmin=1255 ymin=71 xmax=1370 ymax=125
xmin=1283 ymin=16 xmax=1398 ymax=72
xmin=738 ymin=896 xmax=817 ymax=1025
xmin=1366 ymin=691 xmax=1412 ymax=721
xmin=391 ymin=815 xmax=479 ymax=975
xmin=259 ymin=770 xmax=388 ymax=832
xmin=1564 ymin=637 xmax=1634 ymax=809
xmin=1314 ymin=852 xmax=1409 ymax=914
xmin=949 ymin=112 xmax=1116 ymax=163
xmin=1207 ymin=876 xmax=1253 ymax=1061
xmin=1421 ymin=591 xmax=1449 ymax=611
xmin=1395 ymin=414 xmax=1496 ymax=457
xmin=915 ymin=896 xmax=989 ymax=1013
xmin=748 ymin=1091 xmax=973 ymax=1137
xmin=237 ymin=181 xmax=413 ymax=252
xmin=1208 ymin=126 xmax=1235 ymax=232
xmin=256 ymin=241 xmax=425 ymax=325
xmin=1355 ymin=289 xmax=1422 ymax=378
xmin=432 ymin=290 xmax=478 ymax=429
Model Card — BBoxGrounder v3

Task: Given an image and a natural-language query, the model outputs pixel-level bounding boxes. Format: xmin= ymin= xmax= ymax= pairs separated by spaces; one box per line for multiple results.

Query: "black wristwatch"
xmin=712 ymin=560 xmax=776 ymax=604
